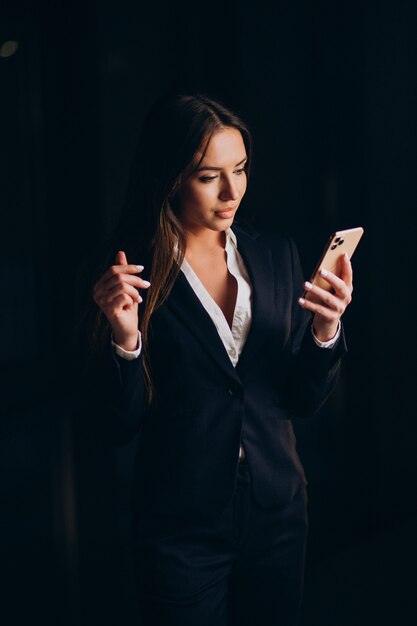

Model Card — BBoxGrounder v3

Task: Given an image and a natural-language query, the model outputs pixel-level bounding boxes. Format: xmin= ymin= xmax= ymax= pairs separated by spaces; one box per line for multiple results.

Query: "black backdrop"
xmin=1 ymin=1 xmax=416 ymax=624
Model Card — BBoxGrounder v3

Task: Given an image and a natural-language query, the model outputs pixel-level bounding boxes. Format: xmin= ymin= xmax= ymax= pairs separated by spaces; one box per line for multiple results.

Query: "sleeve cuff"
xmin=311 ymin=321 xmax=341 ymax=349
xmin=111 ymin=330 xmax=142 ymax=360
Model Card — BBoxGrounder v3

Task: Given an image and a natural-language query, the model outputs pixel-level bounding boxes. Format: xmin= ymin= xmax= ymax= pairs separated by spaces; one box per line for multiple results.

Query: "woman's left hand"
xmin=298 ymin=252 xmax=353 ymax=342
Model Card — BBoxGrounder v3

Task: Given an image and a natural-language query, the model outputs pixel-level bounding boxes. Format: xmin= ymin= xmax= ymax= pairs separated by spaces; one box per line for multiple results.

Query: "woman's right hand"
xmin=92 ymin=250 xmax=150 ymax=351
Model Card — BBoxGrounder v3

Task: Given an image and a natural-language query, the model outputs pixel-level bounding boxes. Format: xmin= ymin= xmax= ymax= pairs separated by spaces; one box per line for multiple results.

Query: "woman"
xmin=85 ymin=93 xmax=352 ymax=626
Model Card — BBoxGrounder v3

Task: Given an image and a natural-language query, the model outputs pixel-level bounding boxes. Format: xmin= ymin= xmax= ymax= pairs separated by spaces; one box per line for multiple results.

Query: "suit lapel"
xmin=231 ymin=225 xmax=275 ymax=375
xmin=166 ymin=224 xmax=275 ymax=381
xmin=167 ymin=271 xmax=241 ymax=382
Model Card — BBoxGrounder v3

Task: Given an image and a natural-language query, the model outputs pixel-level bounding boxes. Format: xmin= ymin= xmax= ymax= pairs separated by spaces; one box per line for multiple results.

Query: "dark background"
xmin=1 ymin=0 xmax=416 ymax=624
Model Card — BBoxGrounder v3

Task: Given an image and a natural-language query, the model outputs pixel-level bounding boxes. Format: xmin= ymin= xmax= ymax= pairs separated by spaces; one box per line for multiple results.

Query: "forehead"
xmin=198 ymin=128 xmax=246 ymax=166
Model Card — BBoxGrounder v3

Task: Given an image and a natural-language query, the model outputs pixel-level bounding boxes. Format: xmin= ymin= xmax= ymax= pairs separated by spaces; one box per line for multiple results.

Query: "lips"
xmin=215 ymin=207 xmax=236 ymax=218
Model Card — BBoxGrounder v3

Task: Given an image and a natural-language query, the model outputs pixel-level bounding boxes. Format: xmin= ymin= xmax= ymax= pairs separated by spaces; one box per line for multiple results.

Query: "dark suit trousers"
xmin=132 ymin=460 xmax=308 ymax=626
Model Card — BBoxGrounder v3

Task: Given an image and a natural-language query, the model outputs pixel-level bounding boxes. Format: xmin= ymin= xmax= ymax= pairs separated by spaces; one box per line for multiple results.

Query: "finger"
xmin=340 ymin=253 xmax=353 ymax=289
xmin=95 ymin=292 xmax=134 ymax=315
xmin=93 ymin=278 xmax=144 ymax=306
xmin=93 ymin=279 xmax=140 ymax=308
xmin=98 ymin=272 xmax=151 ymax=293
xmin=304 ymin=282 xmax=345 ymax=314
xmin=317 ymin=268 xmax=351 ymax=299
xmin=108 ymin=293 xmax=137 ymax=314
xmin=115 ymin=250 xmax=128 ymax=266
xmin=105 ymin=283 xmax=143 ymax=305
xmin=298 ymin=296 xmax=340 ymax=322
xmin=94 ymin=263 xmax=145 ymax=291
xmin=95 ymin=284 xmax=142 ymax=309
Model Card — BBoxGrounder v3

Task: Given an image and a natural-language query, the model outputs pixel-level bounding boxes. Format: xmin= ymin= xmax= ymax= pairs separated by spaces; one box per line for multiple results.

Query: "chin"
xmin=211 ymin=220 xmax=234 ymax=231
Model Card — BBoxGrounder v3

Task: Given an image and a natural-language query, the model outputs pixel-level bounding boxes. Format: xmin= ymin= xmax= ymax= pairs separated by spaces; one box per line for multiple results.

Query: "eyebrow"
xmin=194 ymin=156 xmax=248 ymax=173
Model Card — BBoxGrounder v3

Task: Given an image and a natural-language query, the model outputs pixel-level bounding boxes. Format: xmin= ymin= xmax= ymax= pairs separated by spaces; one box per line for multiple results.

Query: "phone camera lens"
xmin=338 ymin=239 xmax=344 ymax=246
xmin=331 ymin=244 xmax=337 ymax=250
xmin=334 ymin=237 xmax=340 ymax=243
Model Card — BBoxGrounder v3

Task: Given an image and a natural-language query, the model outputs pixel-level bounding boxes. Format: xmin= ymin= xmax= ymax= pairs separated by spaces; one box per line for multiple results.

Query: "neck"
xmin=184 ymin=228 xmax=227 ymax=258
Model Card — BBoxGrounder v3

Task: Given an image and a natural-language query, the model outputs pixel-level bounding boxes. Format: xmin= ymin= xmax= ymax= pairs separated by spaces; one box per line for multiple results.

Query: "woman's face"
xmin=175 ymin=127 xmax=248 ymax=237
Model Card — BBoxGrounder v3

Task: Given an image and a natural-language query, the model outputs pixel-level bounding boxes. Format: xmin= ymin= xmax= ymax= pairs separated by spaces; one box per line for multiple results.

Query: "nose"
xmin=219 ymin=175 xmax=239 ymax=201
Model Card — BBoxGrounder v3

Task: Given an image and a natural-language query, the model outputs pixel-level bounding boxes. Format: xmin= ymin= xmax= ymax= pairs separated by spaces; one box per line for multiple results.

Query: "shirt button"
xmin=229 ymin=347 xmax=236 ymax=357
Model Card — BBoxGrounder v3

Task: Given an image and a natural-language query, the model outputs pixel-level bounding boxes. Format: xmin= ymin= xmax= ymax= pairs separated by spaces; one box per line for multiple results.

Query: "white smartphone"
xmin=303 ymin=226 xmax=364 ymax=300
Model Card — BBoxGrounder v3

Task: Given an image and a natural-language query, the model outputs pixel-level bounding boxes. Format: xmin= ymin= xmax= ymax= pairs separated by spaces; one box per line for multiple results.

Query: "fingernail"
xmin=142 ymin=280 xmax=151 ymax=287
xmin=320 ymin=268 xmax=328 ymax=277
xmin=304 ymin=281 xmax=313 ymax=290
xmin=135 ymin=265 xmax=144 ymax=271
xmin=298 ymin=297 xmax=305 ymax=305
xmin=138 ymin=295 xmax=143 ymax=303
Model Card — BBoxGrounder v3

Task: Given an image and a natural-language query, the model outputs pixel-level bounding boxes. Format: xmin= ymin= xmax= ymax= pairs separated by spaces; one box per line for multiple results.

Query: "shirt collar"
xmin=226 ymin=226 xmax=237 ymax=248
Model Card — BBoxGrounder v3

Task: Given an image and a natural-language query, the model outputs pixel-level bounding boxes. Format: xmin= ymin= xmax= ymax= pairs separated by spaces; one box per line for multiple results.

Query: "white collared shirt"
xmin=179 ymin=228 xmax=252 ymax=367
xmin=112 ymin=227 xmax=340 ymax=361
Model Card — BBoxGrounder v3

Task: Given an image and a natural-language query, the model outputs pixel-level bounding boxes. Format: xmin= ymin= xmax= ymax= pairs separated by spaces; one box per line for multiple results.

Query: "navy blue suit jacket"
xmin=87 ymin=223 xmax=347 ymax=520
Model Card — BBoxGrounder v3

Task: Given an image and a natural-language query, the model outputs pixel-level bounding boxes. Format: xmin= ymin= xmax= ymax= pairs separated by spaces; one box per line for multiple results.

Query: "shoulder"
xmin=232 ymin=220 xmax=297 ymax=257
xmin=232 ymin=220 xmax=305 ymax=283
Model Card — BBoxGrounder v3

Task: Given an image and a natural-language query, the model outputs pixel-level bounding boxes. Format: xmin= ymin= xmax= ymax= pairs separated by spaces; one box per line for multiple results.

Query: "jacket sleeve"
xmin=80 ymin=341 xmax=148 ymax=445
xmin=283 ymin=235 xmax=348 ymax=417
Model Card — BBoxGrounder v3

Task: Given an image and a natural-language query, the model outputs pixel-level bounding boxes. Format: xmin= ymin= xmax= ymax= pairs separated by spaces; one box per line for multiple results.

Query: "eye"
xmin=199 ymin=175 xmax=218 ymax=183
xmin=234 ymin=168 xmax=246 ymax=176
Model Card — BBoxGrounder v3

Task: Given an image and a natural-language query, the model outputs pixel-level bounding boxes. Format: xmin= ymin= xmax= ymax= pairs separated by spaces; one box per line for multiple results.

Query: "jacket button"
xmin=228 ymin=383 xmax=240 ymax=395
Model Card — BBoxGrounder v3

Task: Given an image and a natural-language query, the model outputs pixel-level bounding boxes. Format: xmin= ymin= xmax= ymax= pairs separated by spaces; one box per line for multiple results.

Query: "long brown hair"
xmin=85 ymin=93 xmax=252 ymax=403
